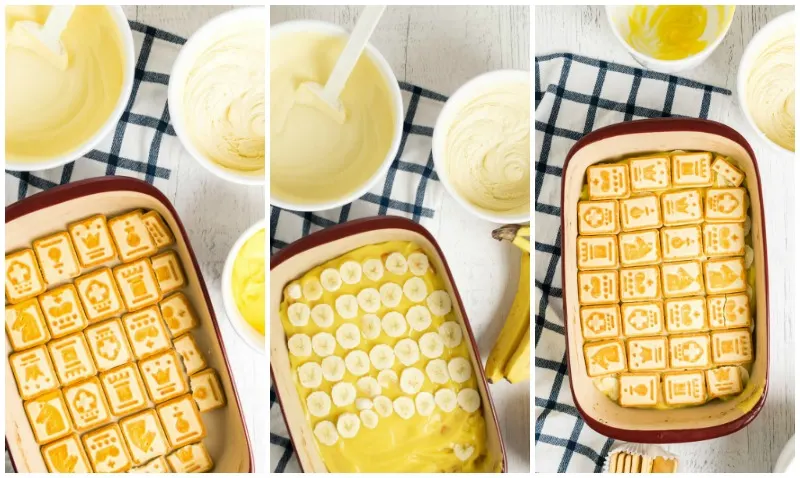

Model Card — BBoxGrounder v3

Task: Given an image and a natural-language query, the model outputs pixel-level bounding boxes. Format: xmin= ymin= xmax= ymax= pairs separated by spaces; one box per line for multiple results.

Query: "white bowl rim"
xmin=167 ymin=6 xmax=266 ymax=186
xmin=221 ymin=218 xmax=266 ymax=354
xmin=431 ymin=69 xmax=531 ymax=224
xmin=736 ymin=10 xmax=795 ymax=155
xmin=5 ymin=5 xmax=135 ymax=172
xmin=604 ymin=5 xmax=736 ymax=67
xmin=268 ymin=19 xmax=405 ymax=212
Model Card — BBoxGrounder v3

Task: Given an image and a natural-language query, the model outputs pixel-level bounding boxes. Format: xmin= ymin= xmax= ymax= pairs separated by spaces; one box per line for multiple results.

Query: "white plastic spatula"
xmin=296 ymin=5 xmax=386 ymax=123
xmin=11 ymin=5 xmax=75 ymax=70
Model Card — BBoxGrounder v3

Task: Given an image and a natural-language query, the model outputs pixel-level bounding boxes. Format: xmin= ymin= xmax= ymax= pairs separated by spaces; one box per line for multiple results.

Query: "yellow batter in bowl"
xmin=232 ymin=228 xmax=265 ymax=335
xmin=5 ymin=5 xmax=125 ymax=163
xmin=279 ymin=241 xmax=489 ymax=472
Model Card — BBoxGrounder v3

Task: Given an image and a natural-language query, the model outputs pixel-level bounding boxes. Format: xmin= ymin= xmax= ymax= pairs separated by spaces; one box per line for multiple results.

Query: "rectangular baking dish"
xmin=5 ymin=177 xmax=253 ymax=472
xmin=560 ymin=118 xmax=769 ymax=443
xmin=270 ymin=216 xmax=507 ymax=472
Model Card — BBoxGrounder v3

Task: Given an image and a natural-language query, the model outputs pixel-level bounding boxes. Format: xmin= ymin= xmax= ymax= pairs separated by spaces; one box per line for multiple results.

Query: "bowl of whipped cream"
xmin=432 ymin=70 xmax=531 ymax=224
xmin=5 ymin=5 xmax=134 ymax=171
xmin=737 ymin=10 xmax=795 ymax=154
xmin=168 ymin=7 xmax=266 ymax=185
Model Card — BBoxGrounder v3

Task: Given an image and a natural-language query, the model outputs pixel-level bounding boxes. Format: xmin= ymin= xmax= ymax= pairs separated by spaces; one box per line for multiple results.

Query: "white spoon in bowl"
xmin=9 ymin=5 xmax=75 ymax=71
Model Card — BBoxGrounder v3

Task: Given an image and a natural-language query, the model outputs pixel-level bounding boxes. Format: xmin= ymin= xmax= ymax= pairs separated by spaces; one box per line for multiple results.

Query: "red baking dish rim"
xmin=270 ymin=215 xmax=509 ymax=472
xmin=5 ymin=176 xmax=254 ymax=472
xmin=559 ymin=117 xmax=770 ymax=443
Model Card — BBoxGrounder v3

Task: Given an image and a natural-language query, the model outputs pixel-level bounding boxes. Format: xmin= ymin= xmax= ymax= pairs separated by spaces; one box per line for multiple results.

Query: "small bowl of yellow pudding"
xmin=270 ymin=20 xmax=403 ymax=211
xmin=605 ymin=5 xmax=735 ymax=73
xmin=222 ymin=219 xmax=265 ymax=353
xmin=5 ymin=5 xmax=134 ymax=171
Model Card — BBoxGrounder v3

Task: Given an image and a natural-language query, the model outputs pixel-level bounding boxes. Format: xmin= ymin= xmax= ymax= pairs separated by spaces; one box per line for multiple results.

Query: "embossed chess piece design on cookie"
xmin=663 ymin=370 xmax=707 ymax=405
xmin=703 ymin=223 xmax=745 ymax=256
xmin=627 ymin=336 xmax=668 ymax=371
xmin=664 ymin=297 xmax=707 ymax=333
xmin=629 ymin=155 xmax=670 ymax=192
xmin=100 ymin=362 xmax=149 ymax=416
xmin=662 ymin=260 xmax=704 ymax=297
xmin=150 ymin=250 xmax=186 ymax=295
xmin=707 ymin=294 xmax=750 ymax=329
xmin=706 ymin=366 xmax=743 ymax=397
xmin=41 ymin=435 xmax=92 ymax=473
xmin=62 ymin=376 xmax=113 ymax=432
xmin=711 ymin=156 xmax=745 ymax=186
xmin=141 ymin=211 xmax=175 ymax=249
xmin=6 ymin=299 xmax=50 ymax=350
xmin=114 ymin=259 xmax=162 ymax=312
xmin=580 ymin=305 xmax=621 ymax=340
xmin=68 ymin=215 xmax=117 ymax=268
xmin=661 ymin=189 xmax=704 ymax=226
xmin=38 ymin=285 xmax=88 ymax=338
xmin=48 ymin=333 xmax=97 ymax=386
xmin=123 ymin=306 xmax=172 ymax=359
xmin=620 ymin=266 xmax=660 ymax=301
xmin=5 ymin=249 xmax=46 ymax=303
xmin=108 ymin=211 xmax=157 ymax=263
xmin=167 ymin=442 xmax=213 ymax=472
xmin=577 ymin=235 xmax=619 ymax=269
xmin=711 ymin=329 xmax=753 ymax=365
xmin=119 ymin=409 xmax=170 ymax=465
xmin=85 ymin=318 xmax=134 ymax=372
xmin=578 ymin=200 xmax=620 ymax=235
xmin=173 ymin=333 xmax=207 ymax=375
xmin=578 ymin=270 xmax=619 ymax=305
xmin=139 ymin=350 xmax=189 ymax=403
xmin=661 ymin=225 xmax=703 ymax=262
xmin=190 ymin=369 xmax=226 ymax=412
xmin=620 ymin=301 xmax=664 ymax=336
xmin=10 ymin=345 xmax=59 ymax=399
xmin=587 ymin=163 xmax=631 ymax=199
xmin=156 ymin=394 xmax=207 ymax=448
xmin=705 ymin=188 xmax=747 ymax=222
xmin=24 ymin=390 xmax=72 ymax=444
xmin=82 ymin=423 xmax=133 ymax=472
xmin=671 ymin=152 xmax=713 ymax=187
xmin=33 ymin=232 xmax=82 ymax=286
xmin=704 ymin=257 xmax=747 ymax=294
xmin=584 ymin=340 xmax=627 ymax=376
xmin=159 ymin=292 xmax=199 ymax=336
xmin=74 ymin=267 xmax=124 ymax=322
xmin=619 ymin=230 xmax=661 ymax=266
xmin=619 ymin=373 xmax=659 ymax=407
xmin=669 ymin=334 xmax=711 ymax=369
xmin=620 ymin=194 xmax=662 ymax=231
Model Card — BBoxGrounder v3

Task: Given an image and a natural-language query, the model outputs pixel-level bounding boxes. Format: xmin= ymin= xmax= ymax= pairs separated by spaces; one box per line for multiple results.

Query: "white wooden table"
xmin=535 ymin=5 xmax=795 ymax=473
xmin=271 ymin=5 xmax=532 ymax=473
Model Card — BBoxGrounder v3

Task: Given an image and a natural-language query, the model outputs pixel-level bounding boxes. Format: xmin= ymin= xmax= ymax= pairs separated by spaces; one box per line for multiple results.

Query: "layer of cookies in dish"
xmin=280 ymin=241 xmax=487 ymax=473
xmin=576 ymin=152 xmax=755 ymax=409
xmin=5 ymin=209 xmax=226 ymax=473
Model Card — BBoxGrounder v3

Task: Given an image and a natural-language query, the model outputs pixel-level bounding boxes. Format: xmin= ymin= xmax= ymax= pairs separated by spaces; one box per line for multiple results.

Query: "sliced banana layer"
xmin=321 ymin=268 xmax=342 ymax=292
xmin=303 ymin=278 xmax=323 ymax=301
xmin=335 ymin=294 xmax=359 ymax=319
xmin=287 ymin=303 xmax=310 ymax=327
xmin=448 ymin=357 xmax=472 ymax=383
xmin=377 ymin=369 xmax=398 ymax=389
xmin=408 ymin=252 xmax=430 ymax=276
xmin=286 ymin=283 xmax=302 ymax=300
xmin=321 ymin=356 xmax=346 ymax=382
xmin=439 ymin=322 xmax=463 ymax=348
xmin=314 ymin=420 xmax=339 ymax=446
xmin=362 ymin=259 xmax=384 ymax=282
xmin=336 ymin=323 xmax=361 ymax=349
xmin=311 ymin=332 xmax=336 ymax=357
xmin=298 ymin=362 xmax=323 ymax=388
xmin=454 ymin=443 xmax=474 ymax=462
xmin=435 ymin=388 xmax=458 ymax=412
xmin=406 ymin=305 xmax=432 ymax=331
xmin=337 ymin=412 xmax=360 ymax=439
xmin=355 ymin=397 xmax=373 ymax=411
xmin=457 ymin=388 xmax=481 ymax=413
xmin=425 ymin=359 xmax=450 ymax=384
xmin=361 ymin=314 xmax=381 ymax=340
xmin=379 ymin=283 xmax=402 ymax=308
xmin=360 ymin=409 xmax=379 ymax=429
xmin=403 ymin=277 xmax=428 ymax=302
xmin=331 ymin=382 xmax=356 ymax=407
xmin=345 ymin=350 xmax=370 ymax=376
xmin=307 ymin=390 xmax=331 ymax=417
xmin=427 ymin=290 xmax=452 ymax=316
xmin=385 ymin=252 xmax=408 ymax=275
xmin=357 ymin=288 xmax=381 ymax=313
xmin=339 ymin=261 xmax=362 ymax=285
xmin=382 ymin=311 xmax=407 ymax=337
xmin=394 ymin=338 xmax=420 ymax=366
xmin=356 ymin=376 xmax=381 ymax=397
xmin=373 ymin=395 xmax=393 ymax=417
xmin=369 ymin=344 xmax=395 ymax=370
xmin=400 ymin=367 xmax=425 ymax=394
xmin=311 ymin=304 xmax=335 ymax=328
xmin=415 ymin=392 xmax=436 ymax=416
xmin=288 ymin=334 xmax=312 ymax=357
xmin=419 ymin=332 xmax=445 ymax=359
xmin=393 ymin=396 xmax=415 ymax=419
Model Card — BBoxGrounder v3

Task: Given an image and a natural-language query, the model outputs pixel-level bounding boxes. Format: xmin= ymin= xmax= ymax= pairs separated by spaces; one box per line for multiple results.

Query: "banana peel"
xmin=492 ymin=224 xmax=530 ymax=253
xmin=503 ymin=320 xmax=530 ymax=383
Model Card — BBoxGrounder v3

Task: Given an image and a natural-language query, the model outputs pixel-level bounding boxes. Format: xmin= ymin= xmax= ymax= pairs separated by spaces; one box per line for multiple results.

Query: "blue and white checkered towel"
xmin=533 ymin=53 xmax=731 ymax=473
xmin=269 ymin=83 xmax=446 ymax=472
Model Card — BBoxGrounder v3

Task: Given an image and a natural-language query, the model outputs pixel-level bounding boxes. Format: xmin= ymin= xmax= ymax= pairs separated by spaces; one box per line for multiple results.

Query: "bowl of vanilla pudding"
xmin=270 ymin=20 xmax=403 ymax=211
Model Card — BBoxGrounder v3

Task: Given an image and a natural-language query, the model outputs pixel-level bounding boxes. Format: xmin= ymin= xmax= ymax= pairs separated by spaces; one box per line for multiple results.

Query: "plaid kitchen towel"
xmin=533 ymin=53 xmax=731 ymax=473
xmin=269 ymin=83 xmax=447 ymax=472
xmin=4 ymin=21 xmax=187 ymax=205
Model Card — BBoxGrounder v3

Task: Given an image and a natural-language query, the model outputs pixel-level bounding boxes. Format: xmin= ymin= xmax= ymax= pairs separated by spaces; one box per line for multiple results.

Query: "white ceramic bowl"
xmin=5 ymin=6 xmax=134 ymax=172
xmin=736 ymin=10 xmax=795 ymax=155
xmin=605 ymin=5 xmax=735 ymax=74
xmin=269 ymin=20 xmax=404 ymax=212
xmin=168 ymin=7 xmax=266 ymax=186
xmin=221 ymin=219 xmax=265 ymax=353
xmin=432 ymin=69 xmax=531 ymax=224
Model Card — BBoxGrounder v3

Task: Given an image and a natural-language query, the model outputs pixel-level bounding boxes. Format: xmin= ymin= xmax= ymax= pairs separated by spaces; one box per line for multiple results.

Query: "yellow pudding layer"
xmin=6 ymin=6 xmax=124 ymax=163
xmin=232 ymin=228 xmax=265 ymax=334
xmin=279 ymin=241 xmax=489 ymax=472
xmin=270 ymin=32 xmax=395 ymax=206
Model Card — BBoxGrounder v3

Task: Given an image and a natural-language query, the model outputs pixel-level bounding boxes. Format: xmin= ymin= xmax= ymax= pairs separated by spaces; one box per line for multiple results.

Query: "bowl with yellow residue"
xmin=605 ymin=5 xmax=735 ymax=73
xmin=5 ymin=5 xmax=134 ymax=171
xmin=269 ymin=21 xmax=404 ymax=212
xmin=270 ymin=216 xmax=506 ymax=472
xmin=168 ymin=7 xmax=266 ymax=186
xmin=222 ymin=219 xmax=265 ymax=353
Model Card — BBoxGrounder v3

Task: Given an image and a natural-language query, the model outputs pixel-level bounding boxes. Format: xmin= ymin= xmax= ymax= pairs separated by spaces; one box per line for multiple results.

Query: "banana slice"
xmin=331 ymin=382 xmax=356 ymax=407
xmin=435 ymin=388 xmax=457 ymax=412
xmin=339 ymin=261 xmax=362 ymax=285
xmin=379 ymin=282 xmax=403 ymax=308
xmin=373 ymin=395 xmax=393 ymax=417
xmin=377 ymin=369 xmax=398 ymax=389
xmin=394 ymin=338 xmax=420 ymax=366
xmin=356 ymin=288 xmax=381 ymax=313
xmin=408 ymin=252 xmax=430 ymax=276
xmin=356 ymin=376 xmax=381 ymax=397
xmin=321 ymin=356 xmax=346 ymax=382
xmin=419 ymin=332 xmax=444 ymax=359
xmin=415 ymin=392 xmax=436 ymax=416
xmin=288 ymin=334 xmax=312 ymax=357
xmin=393 ymin=396 xmax=415 ymax=419
xmin=287 ymin=303 xmax=310 ymax=327
xmin=298 ymin=362 xmax=323 ymax=388
xmin=399 ymin=367 xmax=425 ymax=395
xmin=745 ymin=245 xmax=754 ymax=269
xmin=335 ymin=323 xmax=361 ymax=350
xmin=311 ymin=332 xmax=336 ymax=357
xmin=438 ymin=322 xmax=463 ymax=348
xmin=362 ymin=259 xmax=384 ymax=281
xmin=381 ymin=311 xmax=408 ymax=338
xmin=321 ymin=268 xmax=342 ymax=292
xmin=425 ymin=359 xmax=450 ymax=384
xmin=457 ymin=388 xmax=481 ymax=413
xmin=286 ymin=283 xmax=302 ymax=300
xmin=385 ymin=252 xmax=408 ymax=275
xmin=361 ymin=314 xmax=381 ymax=340
xmin=345 ymin=350 xmax=371 ymax=376
xmin=427 ymin=290 xmax=452 ymax=316
xmin=311 ymin=304 xmax=335 ymax=328
xmin=355 ymin=397 xmax=374 ymax=411
xmin=303 ymin=278 xmax=323 ymax=301
xmin=314 ymin=420 xmax=339 ymax=446
xmin=360 ymin=409 xmax=379 ymax=429
xmin=337 ymin=412 xmax=360 ymax=439
xmin=448 ymin=357 xmax=472 ymax=383
xmin=454 ymin=444 xmax=474 ymax=462
xmin=306 ymin=391 xmax=331 ymax=417
xmin=406 ymin=305 xmax=432 ymax=331
xmin=403 ymin=277 xmax=428 ymax=303
xmin=335 ymin=294 xmax=359 ymax=319
xmin=368 ymin=344 xmax=395 ymax=371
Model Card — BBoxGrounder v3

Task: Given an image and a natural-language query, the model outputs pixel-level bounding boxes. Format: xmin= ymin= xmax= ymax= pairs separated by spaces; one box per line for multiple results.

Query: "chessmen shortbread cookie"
xmin=150 ymin=250 xmax=186 ymax=295
xmin=578 ymin=270 xmax=619 ymax=305
xmin=156 ymin=394 xmax=207 ymax=448
xmin=122 ymin=306 xmax=172 ymax=360
xmin=10 ymin=345 xmax=59 ymax=400
xmin=707 ymin=294 xmax=750 ymax=329
xmin=48 ymin=333 xmax=96 ymax=386
xmin=711 ymin=156 xmax=745 ymax=187
xmin=660 ymin=225 xmax=703 ymax=262
xmin=618 ymin=230 xmax=661 ymax=266
xmin=142 ymin=210 xmax=175 ymax=249
xmin=100 ymin=362 xmax=149 ymax=416
xmin=108 ymin=211 xmax=158 ymax=263
xmin=711 ymin=328 xmax=753 ymax=365
xmin=662 ymin=260 xmax=704 ymax=298
xmin=584 ymin=339 xmax=627 ymax=377
xmin=669 ymin=333 xmax=711 ymax=369
xmin=579 ymin=304 xmax=621 ymax=340
xmin=706 ymin=366 xmax=744 ymax=398
xmin=119 ymin=409 xmax=170 ymax=465
xmin=24 ymin=390 xmax=72 ymax=444
xmin=577 ymin=235 xmax=619 ymax=270
xmin=62 ymin=376 xmax=113 ymax=432
xmin=619 ymin=373 xmax=660 ymax=407
xmin=629 ymin=154 xmax=670 ymax=193
xmin=190 ymin=368 xmax=226 ymax=412
xmin=68 ymin=214 xmax=117 ymax=268
xmin=703 ymin=223 xmax=745 ymax=257
xmin=159 ymin=292 xmax=200 ymax=337
xmin=32 ymin=232 xmax=81 ymax=286
xmin=627 ymin=336 xmax=668 ymax=372
xmin=82 ymin=423 xmax=133 ymax=472
xmin=38 ymin=285 xmax=88 ymax=339
xmin=167 ymin=442 xmax=213 ymax=473
xmin=74 ymin=267 xmax=125 ymax=322
xmin=41 ymin=434 xmax=92 ymax=473
xmin=664 ymin=297 xmax=707 ymax=334
xmin=620 ymin=266 xmax=661 ymax=302
xmin=174 ymin=333 xmax=207 ymax=375
xmin=85 ymin=318 xmax=134 ymax=372
xmin=619 ymin=194 xmax=662 ymax=231
xmin=705 ymin=188 xmax=747 ymax=222
xmin=139 ymin=349 xmax=189 ymax=404
xmin=662 ymin=370 xmax=707 ymax=406
xmin=114 ymin=258 xmax=162 ymax=312
xmin=620 ymin=301 xmax=664 ymax=336
xmin=704 ymin=257 xmax=746 ymax=295
xmin=661 ymin=189 xmax=703 ymax=226
xmin=577 ymin=200 xmax=620 ymax=235
xmin=6 ymin=298 xmax=50 ymax=350
xmin=131 ymin=456 xmax=171 ymax=473
xmin=5 ymin=249 xmax=46 ymax=304
xmin=671 ymin=152 xmax=713 ymax=188
xmin=587 ymin=163 xmax=630 ymax=199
